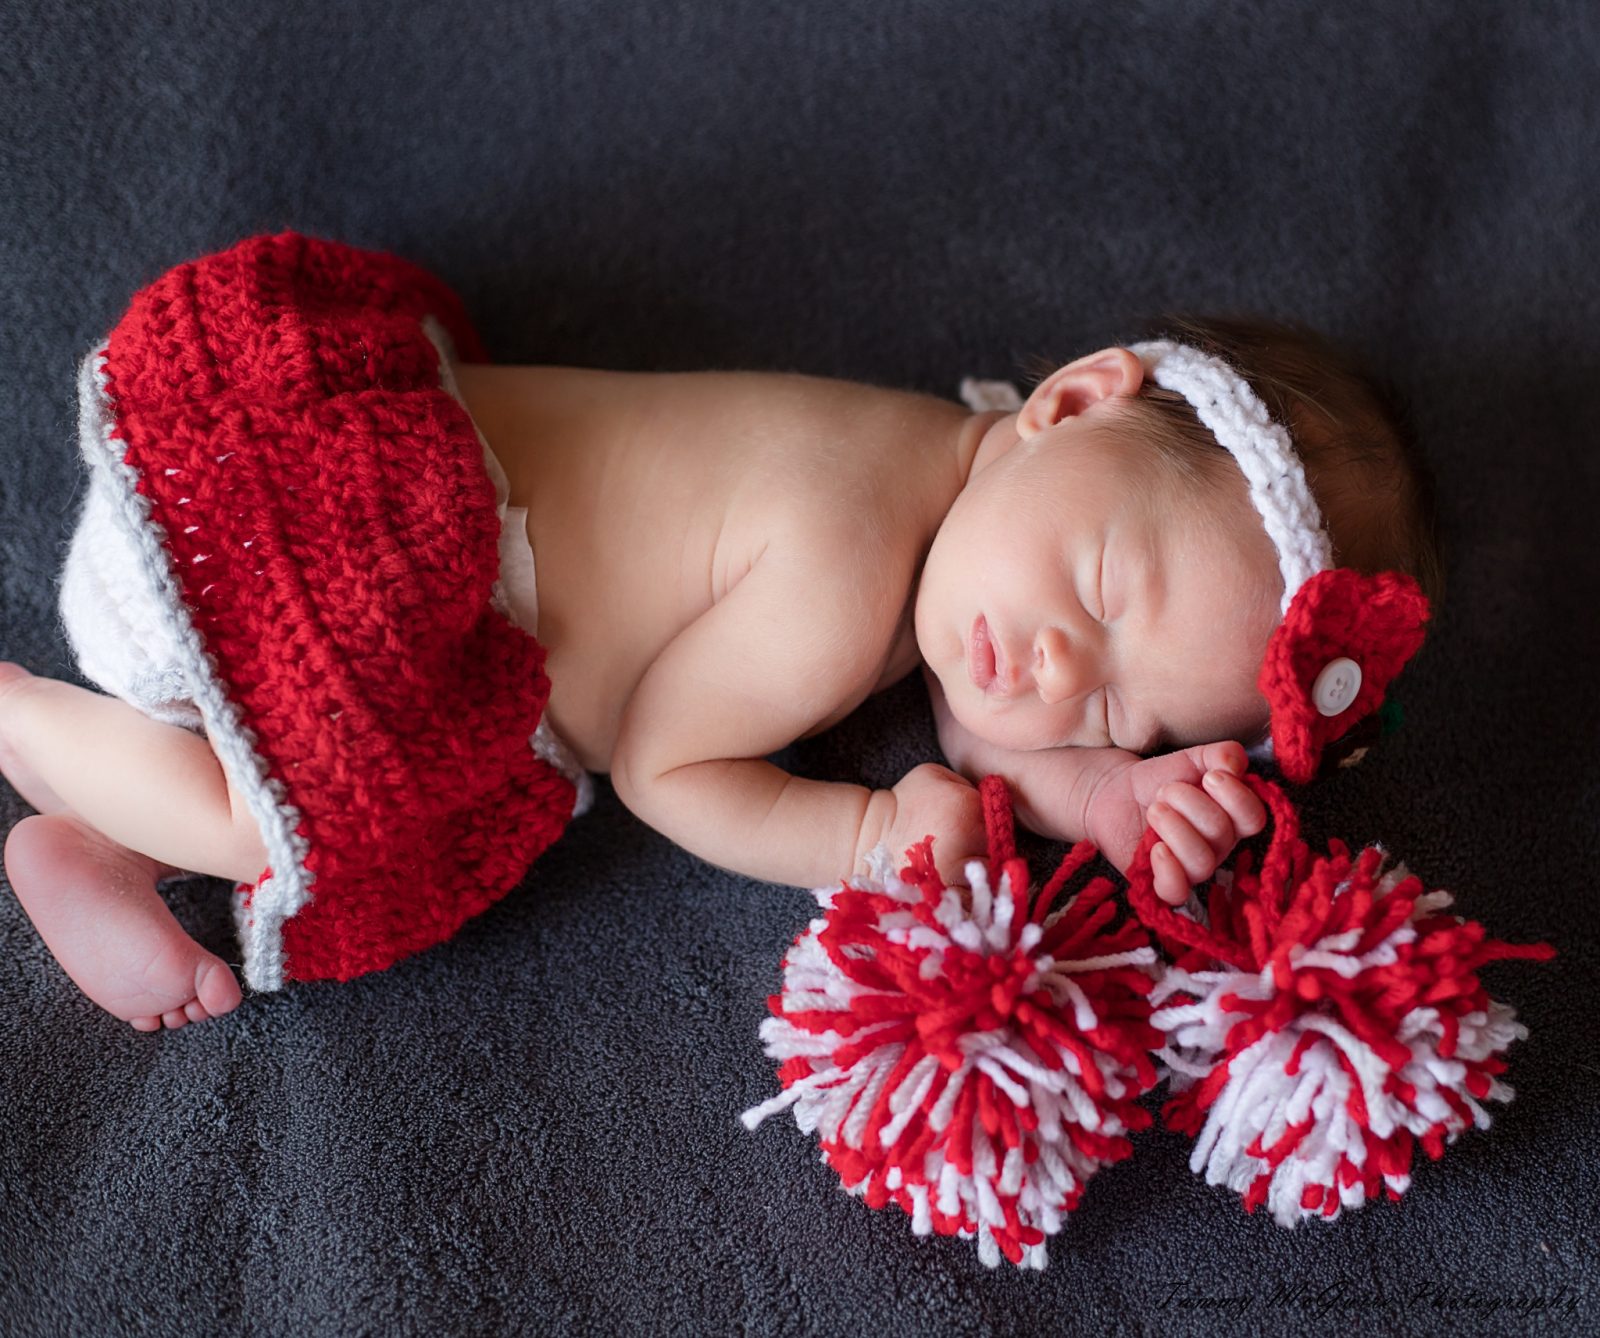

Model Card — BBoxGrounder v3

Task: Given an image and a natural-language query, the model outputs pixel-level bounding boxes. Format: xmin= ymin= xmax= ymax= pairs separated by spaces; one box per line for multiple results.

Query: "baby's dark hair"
xmin=1111 ymin=314 xmax=1444 ymax=608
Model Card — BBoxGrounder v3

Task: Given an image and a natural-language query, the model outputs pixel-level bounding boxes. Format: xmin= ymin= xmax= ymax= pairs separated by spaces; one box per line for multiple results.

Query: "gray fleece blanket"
xmin=2 ymin=2 xmax=1596 ymax=1334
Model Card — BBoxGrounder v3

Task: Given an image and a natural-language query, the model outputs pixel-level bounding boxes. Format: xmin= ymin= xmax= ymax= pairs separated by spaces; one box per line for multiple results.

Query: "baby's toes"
xmin=195 ymin=959 xmax=241 ymax=1018
xmin=129 ymin=1015 xmax=162 ymax=1033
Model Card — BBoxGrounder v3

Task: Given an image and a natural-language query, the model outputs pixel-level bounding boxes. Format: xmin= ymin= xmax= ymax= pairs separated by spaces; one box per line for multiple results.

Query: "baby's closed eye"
xmin=1087 ymin=546 xmax=1108 ymax=622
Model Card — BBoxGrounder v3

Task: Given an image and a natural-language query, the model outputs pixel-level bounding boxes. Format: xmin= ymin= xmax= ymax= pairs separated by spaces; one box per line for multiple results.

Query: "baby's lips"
xmin=1258 ymin=569 xmax=1430 ymax=784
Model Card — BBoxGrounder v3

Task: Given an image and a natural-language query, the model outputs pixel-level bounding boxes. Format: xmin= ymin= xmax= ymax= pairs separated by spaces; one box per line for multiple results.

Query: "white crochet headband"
xmin=1127 ymin=340 xmax=1333 ymax=614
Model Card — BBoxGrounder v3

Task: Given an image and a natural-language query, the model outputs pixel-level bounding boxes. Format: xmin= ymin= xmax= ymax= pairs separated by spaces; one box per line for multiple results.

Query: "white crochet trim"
xmin=1128 ymin=340 xmax=1333 ymax=612
xmin=77 ymin=348 xmax=312 ymax=992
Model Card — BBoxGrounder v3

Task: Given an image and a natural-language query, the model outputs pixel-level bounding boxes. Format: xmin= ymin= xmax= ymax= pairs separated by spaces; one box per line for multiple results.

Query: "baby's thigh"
xmin=0 ymin=669 xmax=262 ymax=881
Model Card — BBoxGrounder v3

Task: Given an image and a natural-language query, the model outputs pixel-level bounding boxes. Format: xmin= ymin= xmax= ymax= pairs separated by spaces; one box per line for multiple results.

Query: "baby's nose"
xmin=1031 ymin=626 xmax=1095 ymax=705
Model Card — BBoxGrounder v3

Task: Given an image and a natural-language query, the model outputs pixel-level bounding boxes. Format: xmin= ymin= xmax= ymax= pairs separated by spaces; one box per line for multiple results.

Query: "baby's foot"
xmin=5 ymin=813 xmax=241 ymax=1030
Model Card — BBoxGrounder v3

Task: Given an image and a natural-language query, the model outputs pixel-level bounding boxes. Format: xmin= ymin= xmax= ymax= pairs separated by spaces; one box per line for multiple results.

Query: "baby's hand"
xmin=1084 ymin=741 xmax=1266 ymax=906
xmin=863 ymin=762 xmax=987 ymax=889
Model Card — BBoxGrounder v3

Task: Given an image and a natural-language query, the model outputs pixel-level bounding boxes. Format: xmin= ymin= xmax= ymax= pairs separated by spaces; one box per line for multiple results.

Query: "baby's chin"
xmin=950 ymin=698 xmax=1080 ymax=754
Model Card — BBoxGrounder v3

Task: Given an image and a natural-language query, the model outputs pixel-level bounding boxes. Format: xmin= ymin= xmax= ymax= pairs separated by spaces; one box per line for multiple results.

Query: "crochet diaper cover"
xmin=62 ymin=232 xmax=579 ymax=990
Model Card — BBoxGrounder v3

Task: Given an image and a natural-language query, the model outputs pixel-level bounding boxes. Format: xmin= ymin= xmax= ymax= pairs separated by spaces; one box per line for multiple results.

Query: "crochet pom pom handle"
xmin=1124 ymin=775 xmax=1305 ymax=972
xmin=1125 ymin=771 xmax=1554 ymax=1226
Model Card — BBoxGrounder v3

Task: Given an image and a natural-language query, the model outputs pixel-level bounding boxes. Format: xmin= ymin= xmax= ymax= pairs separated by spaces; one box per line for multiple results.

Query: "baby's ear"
xmin=1016 ymin=347 xmax=1145 ymax=440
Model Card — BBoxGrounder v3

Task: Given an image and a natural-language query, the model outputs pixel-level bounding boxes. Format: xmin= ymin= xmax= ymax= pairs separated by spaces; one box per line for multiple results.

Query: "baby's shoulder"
xmin=729 ymin=373 xmax=965 ymax=545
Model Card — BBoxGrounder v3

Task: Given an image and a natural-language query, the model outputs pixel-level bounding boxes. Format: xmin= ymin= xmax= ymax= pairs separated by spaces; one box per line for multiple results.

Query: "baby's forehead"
xmin=1144 ymin=454 xmax=1276 ymax=565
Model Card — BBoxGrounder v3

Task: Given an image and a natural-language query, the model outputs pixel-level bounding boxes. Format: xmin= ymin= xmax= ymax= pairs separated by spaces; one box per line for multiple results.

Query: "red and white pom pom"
xmin=1127 ymin=775 xmax=1554 ymax=1226
xmin=742 ymin=776 xmax=1162 ymax=1269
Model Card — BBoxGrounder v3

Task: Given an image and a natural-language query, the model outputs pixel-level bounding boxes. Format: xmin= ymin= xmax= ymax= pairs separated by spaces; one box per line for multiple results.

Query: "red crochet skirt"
xmin=62 ymin=233 xmax=577 ymax=989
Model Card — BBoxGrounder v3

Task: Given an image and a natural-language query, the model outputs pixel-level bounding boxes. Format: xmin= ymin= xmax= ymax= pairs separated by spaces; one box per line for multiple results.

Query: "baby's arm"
xmin=925 ymin=668 xmax=1265 ymax=904
xmin=611 ymin=547 xmax=985 ymax=889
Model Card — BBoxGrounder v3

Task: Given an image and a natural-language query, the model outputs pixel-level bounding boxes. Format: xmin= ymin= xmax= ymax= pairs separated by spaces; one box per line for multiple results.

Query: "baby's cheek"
xmin=986 ymin=705 xmax=1092 ymax=753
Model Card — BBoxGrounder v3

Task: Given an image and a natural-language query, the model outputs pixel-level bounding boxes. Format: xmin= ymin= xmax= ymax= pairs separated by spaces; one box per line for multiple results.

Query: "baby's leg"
xmin=0 ymin=664 xmax=266 ymax=880
xmin=0 ymin=663 xmax=264 ymax=1029
xmin=0 ymin=695 xmax=179 ymax=892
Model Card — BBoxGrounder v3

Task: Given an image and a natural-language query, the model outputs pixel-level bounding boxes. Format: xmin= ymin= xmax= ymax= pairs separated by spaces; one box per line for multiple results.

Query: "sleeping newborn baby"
xmin=0 ymin=234 xmax=1435 ymax=1030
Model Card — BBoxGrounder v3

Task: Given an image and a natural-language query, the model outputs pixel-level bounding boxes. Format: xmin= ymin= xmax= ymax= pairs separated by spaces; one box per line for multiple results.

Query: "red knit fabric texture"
xmin=101 ymin=232 xmax=574 ymax=982
xmin=1258 ymin=569 xmax=1430 ymax=784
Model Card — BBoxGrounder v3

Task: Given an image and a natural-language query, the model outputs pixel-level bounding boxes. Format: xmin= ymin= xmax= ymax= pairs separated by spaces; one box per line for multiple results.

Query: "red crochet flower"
xmin=1258 ymin=569 xmax=1430 ymax=784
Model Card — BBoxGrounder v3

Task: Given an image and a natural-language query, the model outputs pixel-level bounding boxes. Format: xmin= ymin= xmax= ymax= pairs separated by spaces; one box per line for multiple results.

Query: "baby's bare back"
xmin=454 ymin=363 xmax=973 ymax=773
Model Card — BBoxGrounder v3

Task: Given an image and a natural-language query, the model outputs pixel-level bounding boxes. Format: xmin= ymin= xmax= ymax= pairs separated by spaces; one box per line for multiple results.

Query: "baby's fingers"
xmin=1200 ymin=768 xmax=1266 ymax=839
xmin=1154 ymin=783 xmax=1239 ymax=860
xmin=1194 ymin=739 xmax=1249 ymax=779
xmin=1147 ymin=799 xmax=1218 ymax=905
xmin=1150 ymin=842 xmax=1192 ymax=907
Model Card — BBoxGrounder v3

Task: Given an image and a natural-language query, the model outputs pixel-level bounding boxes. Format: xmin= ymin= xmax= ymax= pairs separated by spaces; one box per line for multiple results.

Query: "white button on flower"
xmin=1311 ymin=657 xmax=1362 ymax=717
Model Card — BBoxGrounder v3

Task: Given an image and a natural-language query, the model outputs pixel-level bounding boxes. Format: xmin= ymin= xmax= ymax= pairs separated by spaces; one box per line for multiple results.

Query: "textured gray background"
xmin=1 ymin=2 xmax=1596 ymax=1335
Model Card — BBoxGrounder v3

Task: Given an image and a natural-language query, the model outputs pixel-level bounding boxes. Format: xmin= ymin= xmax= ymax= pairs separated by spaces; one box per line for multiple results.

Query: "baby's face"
xmin=916 ymin=409 xmax=1282 ymax=755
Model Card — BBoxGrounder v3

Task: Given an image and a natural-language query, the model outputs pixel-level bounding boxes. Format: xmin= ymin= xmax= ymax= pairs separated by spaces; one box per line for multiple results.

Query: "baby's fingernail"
xmin=1203 ymin=769 xmax=1225 ymax=790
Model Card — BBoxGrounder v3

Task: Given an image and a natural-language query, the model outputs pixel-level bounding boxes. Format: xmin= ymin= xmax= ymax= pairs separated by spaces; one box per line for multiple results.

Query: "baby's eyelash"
xmin=1092 ymin=549 xmax=1107 ymax=622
